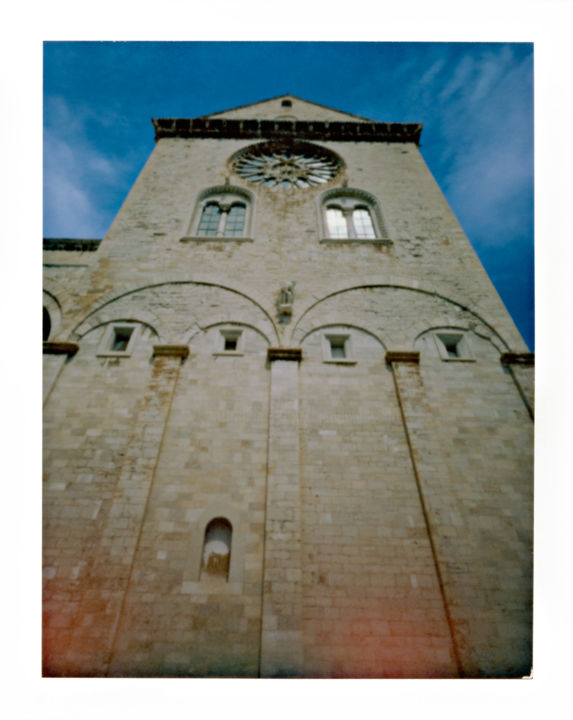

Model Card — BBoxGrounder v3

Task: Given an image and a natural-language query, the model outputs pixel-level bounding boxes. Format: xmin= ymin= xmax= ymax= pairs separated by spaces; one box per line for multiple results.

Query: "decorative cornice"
xmin=385 ymin=350 xmax=420 ymax=364
xmin=152 ymin=345 xmax=190 ymax=358
xmin=500 ymin=352 xmax=534 ymax=366
xmin=43 ymin=238 xmax=102 ymax=252
xmin=43 ymin=341 xmax=79 ymax=356
xmin=267 ymin=347 xmax=303 ymax=362
xmin=152 ymin=117 xmax=423 ymax=145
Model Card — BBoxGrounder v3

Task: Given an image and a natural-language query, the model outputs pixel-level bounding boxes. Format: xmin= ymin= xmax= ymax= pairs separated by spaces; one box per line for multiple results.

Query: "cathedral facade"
xmin=43 ymin=95 xmax=533 ymax=678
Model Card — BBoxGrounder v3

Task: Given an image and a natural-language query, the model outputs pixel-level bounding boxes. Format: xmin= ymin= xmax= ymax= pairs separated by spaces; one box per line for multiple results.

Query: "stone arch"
xmin=71 ymin=281 xmax=279 ymax=345
xmin=184 ymin=320 xmax=271 ymax=347
xmin=414 ymin=321 xmax=507 ymax=354
xmin=298 ymin=322 xmax=388 ymax=351
xmin=42 ymin=278 xmax=72 ymax=308
xmin=78 ymin=317 xmax=160 ymax=341
xmin=300 ymin=322 xmax=388 ymax=365
xmin=42 ymin=289 xmax=63 ymax=341
xmin=73 ymin=310 xmax=161 ymax=342
xmin=196 ymin=184 xmax=254 ymax=204
xmin=291 ymin=284 xmax=512 ymax=352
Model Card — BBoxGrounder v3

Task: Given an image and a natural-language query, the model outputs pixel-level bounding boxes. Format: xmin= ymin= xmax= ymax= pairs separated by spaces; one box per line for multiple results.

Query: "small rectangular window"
xmin=217 ymin=329 xmax=243 ymax=355
xmin=97 ymin=323 xmax=140 ymax=358
xmin=435 ymin=332 xmax=474 ymax=362
xmin=329 ymin=336 xmax=346 ymax=359
xmin=224 ymin=336 xmax=238 ymax=352
xmin=443 ymin=339 xmax=459 ymax=358
xmin=322 ymin=332 xmax=355 ymax=364
xmin=111 ymin=327 xmax=133 ymax=352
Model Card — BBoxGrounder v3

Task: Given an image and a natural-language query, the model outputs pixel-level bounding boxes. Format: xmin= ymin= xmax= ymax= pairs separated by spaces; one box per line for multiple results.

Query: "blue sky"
xmin=43 ymin=41 xmax=534 ymax=348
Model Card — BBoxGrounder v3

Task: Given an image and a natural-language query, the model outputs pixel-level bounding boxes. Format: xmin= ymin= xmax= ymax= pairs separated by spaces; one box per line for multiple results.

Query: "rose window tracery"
xmin=232 ymin=142 xmax=341 ymax=190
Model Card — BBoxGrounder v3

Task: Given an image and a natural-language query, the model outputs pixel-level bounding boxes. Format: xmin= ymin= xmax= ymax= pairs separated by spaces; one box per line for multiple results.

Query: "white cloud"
xmin=43 ymin=96 xmax=132 ymax=237
xmin=437 ymin=54 xmax=475 ymax=104
xmin=468 ymin=46 xmax=511 ymax=104
xmin=44 ymin=129 xmax=108 ymax=236
xmin=430 ymin=48 xmax=533 ymax=247
xmin=44 ymin=165 xmax=103 ymax=238
xmin=418 ymin=57 xmax=447 ymax=88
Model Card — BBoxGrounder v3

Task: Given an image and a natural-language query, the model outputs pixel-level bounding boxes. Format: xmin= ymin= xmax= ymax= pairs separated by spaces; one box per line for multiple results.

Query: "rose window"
xmin=232 ymin=142 xmax=341 ymax=190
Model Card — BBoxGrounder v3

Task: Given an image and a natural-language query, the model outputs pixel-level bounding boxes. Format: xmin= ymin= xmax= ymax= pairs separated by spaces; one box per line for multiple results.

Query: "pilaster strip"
xmin=260 ymin=358 xmax=304 ymax=677
xmin=65 ymin=353 xmax=184 ymax=676
xmin=388 ymin=356 xmax=463 ymax=678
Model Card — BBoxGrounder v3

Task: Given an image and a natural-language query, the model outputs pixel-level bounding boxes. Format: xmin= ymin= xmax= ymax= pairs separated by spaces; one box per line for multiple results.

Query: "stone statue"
xmin=277 ymin=281 xmax=296 ymax=320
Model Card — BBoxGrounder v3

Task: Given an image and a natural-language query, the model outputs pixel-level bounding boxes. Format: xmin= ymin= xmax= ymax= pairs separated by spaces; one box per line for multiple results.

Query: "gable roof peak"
xmin=203 ymin=94 xmax=377 ymax=123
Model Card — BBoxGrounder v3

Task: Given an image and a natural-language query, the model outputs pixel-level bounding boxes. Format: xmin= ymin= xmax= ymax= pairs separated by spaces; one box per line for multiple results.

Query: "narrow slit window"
xmin=111 ymin=327 xmax=133 ymax=352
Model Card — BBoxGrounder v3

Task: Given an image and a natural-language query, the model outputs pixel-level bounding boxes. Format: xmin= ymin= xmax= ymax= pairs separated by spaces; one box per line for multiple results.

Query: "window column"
xmin=216 ymin=203 xmax=232 ymax=236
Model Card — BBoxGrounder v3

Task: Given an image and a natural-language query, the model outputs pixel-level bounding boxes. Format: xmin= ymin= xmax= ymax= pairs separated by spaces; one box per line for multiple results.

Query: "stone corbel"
xmin=152 ymin=345 xmax=190 ymax=359
xmin=267 ymin=348 xmax=302 ymax=362
xmin=43 ymin=341 xmax=79 ymax=356
xmin=500 ymin=352 xmax=534 ymax=366
xmin=385 ymin=350 xmax=420 ymax=364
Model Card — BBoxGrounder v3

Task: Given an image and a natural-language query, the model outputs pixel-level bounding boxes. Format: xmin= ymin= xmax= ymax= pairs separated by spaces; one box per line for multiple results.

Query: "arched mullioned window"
xmin=325 ymin=204 xmax=376 ymax=239
xmin=321 ymin=188 xmax=387 ymax=240
xmin=200 ymin=517 xmax=232 ymax=581
xmin=192 ymin=187 xmax=252 ymax=239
